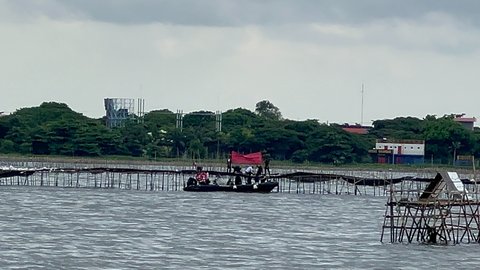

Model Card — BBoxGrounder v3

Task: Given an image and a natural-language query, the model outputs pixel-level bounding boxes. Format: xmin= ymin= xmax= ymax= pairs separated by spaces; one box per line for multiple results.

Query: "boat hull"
xmin=183 ymin=181 xmax=278 ymax=193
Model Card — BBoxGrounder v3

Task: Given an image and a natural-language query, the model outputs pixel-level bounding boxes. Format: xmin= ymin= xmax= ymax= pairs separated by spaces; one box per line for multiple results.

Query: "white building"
xmin=375 ymin=139 xmax=425 ymax=156
xmin=372 ymin=139 xmax=425 ymax=164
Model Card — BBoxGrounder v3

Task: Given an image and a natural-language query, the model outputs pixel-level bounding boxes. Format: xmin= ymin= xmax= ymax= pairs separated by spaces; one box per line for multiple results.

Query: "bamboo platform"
xmin=381 ymin=171 xmax=480 ymax=245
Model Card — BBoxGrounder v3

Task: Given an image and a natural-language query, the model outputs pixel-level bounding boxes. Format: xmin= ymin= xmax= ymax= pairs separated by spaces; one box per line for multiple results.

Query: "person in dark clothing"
xmin=245 ymin=165 xmax=253 ymax=185
xmin=227 ymin=156 xmax=232 ymax=173
xmin=254 ymin=165 xmax=263 ymax=183
xmin=233 ymin=166 xmax=242 ymax=185
xmin=264 ymin=157 xmax=270 ymax=175
xmin=186 ymin=177 xmax=197 ymax=186
xmin=234 ymin=175 xmax=242 ymax=185
xmin=427 ymin=225 xmax=437 ymax=244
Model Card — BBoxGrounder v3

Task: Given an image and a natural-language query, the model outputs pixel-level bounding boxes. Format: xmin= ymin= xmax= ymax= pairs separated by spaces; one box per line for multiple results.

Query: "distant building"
xmin=341 ymin=124 xmax=370 ymax=135
xmin=455 ymin=155 xmax=475 ymax=167
xmin=104 ymin=98 xmax=136 ymax=128
xmin=453 ymin=114 xmax=476 ymax=131
xmin=369 ymin=139 xmax=425 ymax=164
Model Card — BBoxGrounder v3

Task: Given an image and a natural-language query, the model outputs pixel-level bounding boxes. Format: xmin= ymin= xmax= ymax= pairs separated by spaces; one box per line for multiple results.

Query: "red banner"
xmin=231 ymin=151 xmax=263 ymax=165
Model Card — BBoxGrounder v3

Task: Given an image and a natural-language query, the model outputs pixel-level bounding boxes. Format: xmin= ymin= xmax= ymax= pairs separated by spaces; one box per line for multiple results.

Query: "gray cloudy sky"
xmin=1 ymin=0 xmax=479 ymax=124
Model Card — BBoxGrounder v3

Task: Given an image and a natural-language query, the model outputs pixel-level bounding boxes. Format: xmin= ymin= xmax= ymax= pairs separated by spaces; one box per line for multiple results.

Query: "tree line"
xmin=0 ymin=101 xmax=479 ymax=165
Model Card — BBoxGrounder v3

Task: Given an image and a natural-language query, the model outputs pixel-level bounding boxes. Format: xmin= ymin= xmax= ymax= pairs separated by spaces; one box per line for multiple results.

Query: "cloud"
xmin=4 ymin=1 xmax=479 ymax=55
xmin=3 ymin=0 xmax=480 ymax=27
xmin=1 ymin=0 xmax=480 ymax=124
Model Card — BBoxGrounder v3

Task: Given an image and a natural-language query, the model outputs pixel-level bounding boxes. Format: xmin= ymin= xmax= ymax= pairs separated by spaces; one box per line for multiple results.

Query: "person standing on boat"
xmin=254 ymin=165 xmax=263 ymax=183
xmin=264 ymin=155 xmax=271 ymax=176
xmin=245 ymin=165 xmax=253 ymax=184
xmin=234 ymin=166 xmax=242 ymax=185
xmin=195 ymin=166 xmax=209 ymax=185
xmin=227 ymin=155 xmax=232 ymax=173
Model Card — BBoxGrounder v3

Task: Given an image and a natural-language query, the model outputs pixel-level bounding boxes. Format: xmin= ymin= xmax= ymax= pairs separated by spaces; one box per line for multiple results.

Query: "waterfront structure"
xmin=369 ymin=139 xmax=425 ymax=164
xmin=0 ymin=163 xmax=443 ymax=196
xmin=381 ymin=171 xmax=480 ymax=245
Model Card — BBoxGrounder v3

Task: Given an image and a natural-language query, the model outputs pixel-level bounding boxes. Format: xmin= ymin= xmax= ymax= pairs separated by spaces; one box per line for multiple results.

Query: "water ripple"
xmin=1 ymin=187 xmax=479 ymax=269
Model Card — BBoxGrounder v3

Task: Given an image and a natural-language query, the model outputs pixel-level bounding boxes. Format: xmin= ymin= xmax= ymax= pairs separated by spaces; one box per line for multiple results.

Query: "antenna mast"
xmin=361 ymin=83 xmax=365 ymax=125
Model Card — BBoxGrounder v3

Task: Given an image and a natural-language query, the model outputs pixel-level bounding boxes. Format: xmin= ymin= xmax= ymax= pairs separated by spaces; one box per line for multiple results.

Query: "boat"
xmin=183 ymin=181 xmax=278 ymax=193
xmin=184 ymin=152 xmax=278 ymax=193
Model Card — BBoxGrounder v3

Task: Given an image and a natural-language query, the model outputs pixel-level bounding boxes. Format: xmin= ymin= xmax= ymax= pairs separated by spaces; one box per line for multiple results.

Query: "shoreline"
xmin=0 ymin=154 xmax=476 ymax=176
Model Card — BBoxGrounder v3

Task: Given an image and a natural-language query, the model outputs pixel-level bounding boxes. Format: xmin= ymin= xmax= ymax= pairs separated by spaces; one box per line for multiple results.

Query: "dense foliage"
xmin=0 ymin=101 xmax=479 ymax=165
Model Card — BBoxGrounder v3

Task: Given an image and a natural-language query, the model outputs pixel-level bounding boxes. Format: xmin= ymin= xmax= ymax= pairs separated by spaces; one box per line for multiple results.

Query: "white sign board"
xmin=447 ymin=172 xmax=465 ymax=192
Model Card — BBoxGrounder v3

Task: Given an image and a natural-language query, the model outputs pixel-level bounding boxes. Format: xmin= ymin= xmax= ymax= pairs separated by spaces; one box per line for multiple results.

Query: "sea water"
xmin=0 ymin=186 xmax=478 ymax=269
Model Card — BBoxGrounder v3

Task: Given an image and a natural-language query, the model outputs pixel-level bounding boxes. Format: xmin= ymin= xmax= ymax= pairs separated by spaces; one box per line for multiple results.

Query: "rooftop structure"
xmin=341 ymin=124 xmax=370 ymax=135
xmin=370 ymin=139 xmax=425 ymax=164
xmin=453 ymin=114 xmax=476 ymax=130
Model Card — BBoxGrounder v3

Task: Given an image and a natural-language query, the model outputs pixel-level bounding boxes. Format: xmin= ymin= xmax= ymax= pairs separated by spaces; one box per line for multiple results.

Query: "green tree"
xmin=291 ymin=149 xmax=309 ymax=163
xmin=423 ymin=116 xmax=474 ymax=164
xmin=370 ymin=117 xmax=424 ymax=140
xmin=473 ymin=131 xmax=480 ymax=159
xmin=0 ymin=139 xmax=15 ymax=153
xmin=222 ymin=108 xmax=259 ymax=131
xmin=254 ymin=127 xmax=304 ymax=160
xmin=305 ymin=125 xmax=367 ymax=164
xmin=118 ymin=121 xmax=150 ymax=157
xmin=143 ymin=109 xmax=176 ymax=137
xmin=166 ymin=129 xmax=187 ymax=157
xmin=188 ymin=138 xmax=205 ymax=160
xmin=255 ymin=100 xmax=282 ymax=121
xmin=227 ymin=127 xmax=258 ymax=153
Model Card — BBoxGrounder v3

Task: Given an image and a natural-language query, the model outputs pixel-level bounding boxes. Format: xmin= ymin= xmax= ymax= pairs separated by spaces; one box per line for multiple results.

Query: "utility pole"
xmin=361 ymin=83 xmax=365 ymax=125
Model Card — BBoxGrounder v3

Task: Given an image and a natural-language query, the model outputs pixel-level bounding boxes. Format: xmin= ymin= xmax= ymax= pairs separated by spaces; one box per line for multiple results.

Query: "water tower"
xmin=104 ymin=98 xmax=144 ymax=128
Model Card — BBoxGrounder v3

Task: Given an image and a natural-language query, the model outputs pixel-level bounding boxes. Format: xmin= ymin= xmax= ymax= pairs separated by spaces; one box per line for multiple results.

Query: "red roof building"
xmin=341 ymin=124 xmax=370 ymax=135
xmin=453 ymin=114 xmax=476 ymax=130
